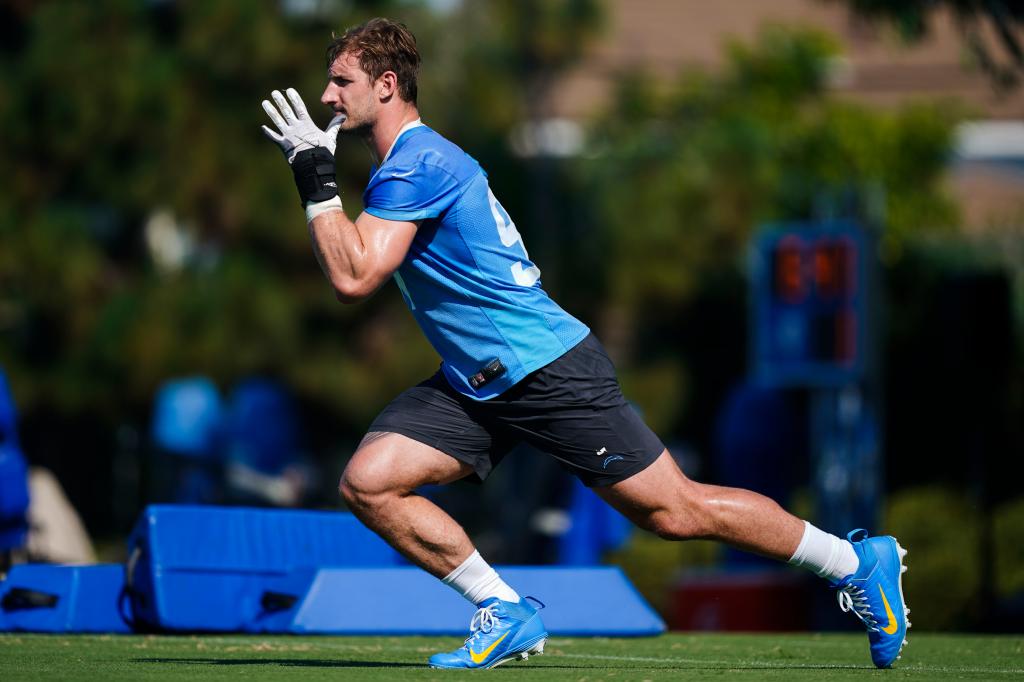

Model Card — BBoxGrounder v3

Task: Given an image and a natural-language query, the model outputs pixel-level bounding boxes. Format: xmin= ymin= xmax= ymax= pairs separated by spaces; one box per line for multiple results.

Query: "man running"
xmin=260 ymin=17 xmax=909 ymax=670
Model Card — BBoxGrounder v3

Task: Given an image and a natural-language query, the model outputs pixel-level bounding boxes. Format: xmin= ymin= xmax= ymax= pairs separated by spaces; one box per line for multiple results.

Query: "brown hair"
xmin=326 ymin=18 xmax=420 ymax=104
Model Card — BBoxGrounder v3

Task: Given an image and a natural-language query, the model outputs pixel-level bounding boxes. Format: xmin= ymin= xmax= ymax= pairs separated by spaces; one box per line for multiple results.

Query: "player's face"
xmin=321 ymin=50 xmax=377 ymax=134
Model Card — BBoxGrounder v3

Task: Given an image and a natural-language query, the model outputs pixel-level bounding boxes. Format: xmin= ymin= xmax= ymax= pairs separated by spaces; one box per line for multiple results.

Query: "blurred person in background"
xmin=1 ymin=368 xmax=94 ymax=570
xmin=222 ymin=378 xmax=313 ymax=508
xmin=0 ymin=369 xmax=29 ymax=572
xmin=260 ymin=17 xmax=910 ymax=670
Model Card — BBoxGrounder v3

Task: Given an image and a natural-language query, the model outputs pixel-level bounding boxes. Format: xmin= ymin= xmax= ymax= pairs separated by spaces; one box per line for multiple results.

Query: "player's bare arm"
xmin=260 ymin=85 xmax=417 ymax=303
xmin=306 ymin=209 xmax=417 ymax=303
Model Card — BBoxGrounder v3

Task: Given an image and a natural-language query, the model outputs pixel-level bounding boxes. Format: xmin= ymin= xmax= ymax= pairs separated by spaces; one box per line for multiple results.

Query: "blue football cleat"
xmin=428 ymin=596 xmax=548 ymax=669
xmin=834 ymin=529 xmax=910 ymax=668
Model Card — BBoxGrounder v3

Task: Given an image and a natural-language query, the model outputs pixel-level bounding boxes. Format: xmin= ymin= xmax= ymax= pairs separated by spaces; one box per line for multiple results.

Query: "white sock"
xmin=788 ymin=521 xmax=860 ymax=582
xmin=442 ymin=550 xmax=520 ymax=606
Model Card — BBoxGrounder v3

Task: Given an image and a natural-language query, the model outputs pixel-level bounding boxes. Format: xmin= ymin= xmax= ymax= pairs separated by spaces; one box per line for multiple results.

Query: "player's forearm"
xmin=306 ymin=208 xmax=381 ymax=302
xmin=259 ymin=91 xmax=416 ymax=303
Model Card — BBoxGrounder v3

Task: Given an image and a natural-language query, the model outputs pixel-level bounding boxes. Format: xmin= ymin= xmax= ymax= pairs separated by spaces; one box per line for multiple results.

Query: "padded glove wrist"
xmin=291 ymin=147 xmax=338 ymax=204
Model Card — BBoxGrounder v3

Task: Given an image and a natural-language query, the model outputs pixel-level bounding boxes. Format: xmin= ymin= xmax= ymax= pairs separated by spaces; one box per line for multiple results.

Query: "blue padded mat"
xmin=0 ymin=564 xmax=129 ymax=633
xmin=125 ymin=505 xmax=401 ymax=631
xmin=292 ymin=566 xmax=665 ymax=636
xmin=130 ymin=505 xmax=400 ymax=572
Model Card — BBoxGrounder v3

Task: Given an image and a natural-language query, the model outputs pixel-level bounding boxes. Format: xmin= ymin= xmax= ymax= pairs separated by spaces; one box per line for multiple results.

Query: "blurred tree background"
xmin=827 ymin=0 xmax=1024 ymax=90
xmin=0 ymin=0 xmax=1020 ymax=630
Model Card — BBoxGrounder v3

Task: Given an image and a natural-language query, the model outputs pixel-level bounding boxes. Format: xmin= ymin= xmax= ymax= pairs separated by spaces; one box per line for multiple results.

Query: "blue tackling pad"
xmin=123 ymin=505 xmax=402 ymax=632
xmin=291 ymin=566 xmax=665 ymax=636
xmin=0 ymin=564 xmax=130 ymax=633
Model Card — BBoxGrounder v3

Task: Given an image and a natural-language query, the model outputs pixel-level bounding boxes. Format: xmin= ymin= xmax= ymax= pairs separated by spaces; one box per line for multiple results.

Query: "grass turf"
xmin=1 ymin=632 xmax=1021 ymax=680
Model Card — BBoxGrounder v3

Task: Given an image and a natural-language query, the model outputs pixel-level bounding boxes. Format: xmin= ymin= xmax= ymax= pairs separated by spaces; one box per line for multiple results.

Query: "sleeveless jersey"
xmin=362 ymin=124 xmax=589 ymax=399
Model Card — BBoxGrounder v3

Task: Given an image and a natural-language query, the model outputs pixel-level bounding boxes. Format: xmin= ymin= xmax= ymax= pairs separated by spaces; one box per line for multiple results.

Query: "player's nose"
xmin=320 ymin=83 xmax=336 ymax=108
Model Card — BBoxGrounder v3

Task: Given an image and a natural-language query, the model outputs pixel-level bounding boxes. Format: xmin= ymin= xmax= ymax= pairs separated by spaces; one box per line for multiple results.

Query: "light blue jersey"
xmin=363 ymin=124 xmax=589 ymax=399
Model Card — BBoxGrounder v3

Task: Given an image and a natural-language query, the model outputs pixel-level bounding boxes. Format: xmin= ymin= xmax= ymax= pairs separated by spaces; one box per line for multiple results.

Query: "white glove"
xmin=261 ymin=88 xmax=345 ymax=164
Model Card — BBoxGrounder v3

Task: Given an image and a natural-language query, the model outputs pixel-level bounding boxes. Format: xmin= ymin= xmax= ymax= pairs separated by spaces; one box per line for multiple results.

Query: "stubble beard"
xmin=341 ymin=120 xmax=374 ymax=140
xmin=337 ymin=109 xmax=374 ymax=141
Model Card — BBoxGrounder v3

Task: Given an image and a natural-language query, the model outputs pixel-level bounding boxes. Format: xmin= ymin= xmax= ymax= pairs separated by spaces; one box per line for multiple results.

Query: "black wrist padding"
xmin=291 ymin=147 xmax=338 ymax=204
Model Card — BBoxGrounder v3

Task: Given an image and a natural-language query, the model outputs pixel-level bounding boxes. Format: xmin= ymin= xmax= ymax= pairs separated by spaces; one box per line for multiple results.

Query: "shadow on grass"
xmin=136 ymin=657 xmax=871 ymax=672
xmin=136 ymin=658 xmax=423 ymax=668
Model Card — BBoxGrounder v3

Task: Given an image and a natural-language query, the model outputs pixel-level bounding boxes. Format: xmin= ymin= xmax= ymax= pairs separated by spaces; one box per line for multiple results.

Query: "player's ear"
xmin=377 ymin=71 xmax=398 ymax=100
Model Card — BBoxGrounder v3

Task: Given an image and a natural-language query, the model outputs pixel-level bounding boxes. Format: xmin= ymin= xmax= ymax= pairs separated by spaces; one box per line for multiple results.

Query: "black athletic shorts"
xmin=368 ymin=333 xmax=665 ymax=487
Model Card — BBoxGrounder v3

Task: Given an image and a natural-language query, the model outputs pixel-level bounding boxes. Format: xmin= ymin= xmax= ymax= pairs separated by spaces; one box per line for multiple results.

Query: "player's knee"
xmin=338 ymin=463 xmax=393 ymax=513
xmin=337 ymin=473 xmax=361 ymax=508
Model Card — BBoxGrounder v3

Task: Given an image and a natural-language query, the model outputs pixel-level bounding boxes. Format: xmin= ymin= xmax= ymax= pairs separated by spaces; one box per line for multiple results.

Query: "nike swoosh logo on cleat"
xmin=470 ymin=632 xmax=509 ymax=664
xmin=879 ymin=585 xmax=899 ymax=635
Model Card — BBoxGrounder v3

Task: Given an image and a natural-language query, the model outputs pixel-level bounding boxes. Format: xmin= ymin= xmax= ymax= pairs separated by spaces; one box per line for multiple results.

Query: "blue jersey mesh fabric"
xmin=363 ymin=125 xmax=589 ymax=399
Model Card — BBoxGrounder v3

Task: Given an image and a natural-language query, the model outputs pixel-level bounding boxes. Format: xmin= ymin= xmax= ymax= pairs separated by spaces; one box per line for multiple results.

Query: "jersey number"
xmin=488 ymin=187 xmax=541 ymax=287
xmin=393 ymin=187 xmax=541 ymax=310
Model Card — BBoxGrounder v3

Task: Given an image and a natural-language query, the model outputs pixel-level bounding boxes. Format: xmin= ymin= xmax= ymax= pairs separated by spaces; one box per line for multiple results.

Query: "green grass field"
xmin=1 ymin=632 xmax=1021 ymax=680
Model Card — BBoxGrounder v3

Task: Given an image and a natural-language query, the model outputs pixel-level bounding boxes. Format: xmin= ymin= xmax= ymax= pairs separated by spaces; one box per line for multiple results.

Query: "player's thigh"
xmin=341 ymin=431 xmax=473 ymax=498
xmin=591 ymin=449 xmax=701 ymax=528
xmin=342 ymin=372 xmax=502 ymax=496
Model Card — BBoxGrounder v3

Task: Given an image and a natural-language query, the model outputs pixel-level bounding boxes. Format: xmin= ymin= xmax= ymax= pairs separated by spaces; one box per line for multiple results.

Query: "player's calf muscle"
xmin=643 ymin=502 xmax=716 ymax=541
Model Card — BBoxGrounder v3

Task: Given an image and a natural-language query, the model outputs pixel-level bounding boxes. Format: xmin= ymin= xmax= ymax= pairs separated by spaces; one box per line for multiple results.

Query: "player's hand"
xmin=261 ymin=88 xmax=345 ymax=163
